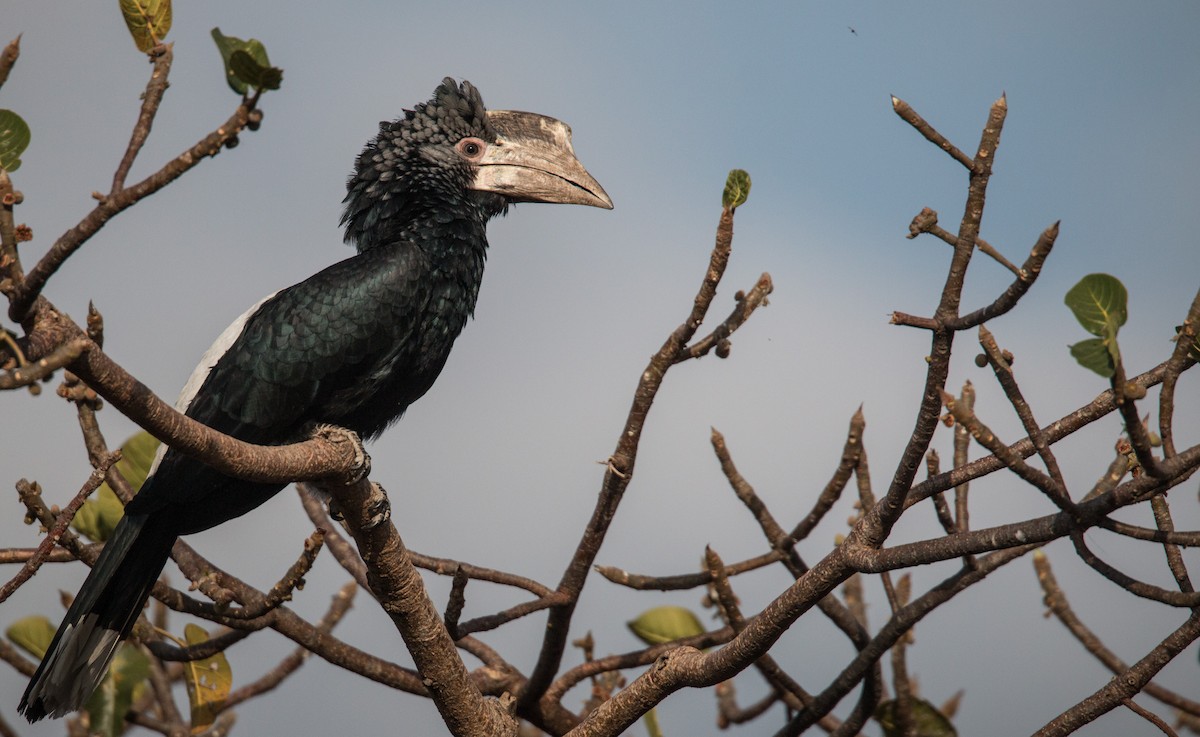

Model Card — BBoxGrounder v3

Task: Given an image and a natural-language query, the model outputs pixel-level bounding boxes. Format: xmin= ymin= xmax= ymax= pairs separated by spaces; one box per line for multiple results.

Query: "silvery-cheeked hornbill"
xmin=19 ymin=78 xmax=612 ymax=721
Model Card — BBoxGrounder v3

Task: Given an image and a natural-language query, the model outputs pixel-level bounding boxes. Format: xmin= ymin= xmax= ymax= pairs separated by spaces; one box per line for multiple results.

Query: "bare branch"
xmin=891 ymin=96 xmax=975 ymax=171
xmin=0 ymin=35 xmax=19 ymax=90
xmin=524 ymin=202 xmax=748 ymax=706
xmin=1033 ymin=610 xmax=1200 ymax=737
xmin=111 ymin=45 xmax=173 ymax=193
xmin=1033 ymin=552 xmax=1200 ymax=717
xmin=9 ymin=95 xmax=265 ymax=319
xmin=0 ymin=452 xmax=118 ymax=603
xmin=314 ymin=477 xmax=517 ymax=737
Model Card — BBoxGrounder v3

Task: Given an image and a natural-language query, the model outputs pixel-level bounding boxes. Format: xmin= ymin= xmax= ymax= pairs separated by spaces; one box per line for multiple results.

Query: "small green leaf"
xmin=875 ymin=697 xmax=958 ymax=737
xmin=722 ymin=169 xmax=751 ymax=211
xmin=0 ymin=109 xmax=31 ymax=172
xmin=71 ymin=486 xmax=125 ymax=542
xmin=72 ymin=431 xmax=160 ymax=542
xmin=118 ymin=0 xmax=172 ymax=53
xmin=85 ymin=644 xmax=150 ymax=737
xmin=642 ymin=706 xmax=663 ymax=737
xmin=211 ymin=28 xmax=283 ymax=95
xmin=1065 ymin=273 xmax=1127 ymax=338
xmin=182 ymin=623 xmax=233 ymax=730
xmin=627 ymin=606 xmax=705 ymax=646
xmin=229 ymin=49 xmax=282 ymax=91
xmin=1069 ymin=337 xmax=1117 ymax=378
xmin=6 ymin=615 xmax=55 ymax=659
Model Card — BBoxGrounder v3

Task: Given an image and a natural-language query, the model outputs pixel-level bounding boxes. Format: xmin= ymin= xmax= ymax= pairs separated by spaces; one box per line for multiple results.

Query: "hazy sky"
xmin=3 ymin=2 xmax=1199 ymax=735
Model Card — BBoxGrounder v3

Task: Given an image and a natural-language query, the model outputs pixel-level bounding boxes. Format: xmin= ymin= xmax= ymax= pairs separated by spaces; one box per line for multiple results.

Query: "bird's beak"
xmin=474 ymin=110 xmax=613 ymax=210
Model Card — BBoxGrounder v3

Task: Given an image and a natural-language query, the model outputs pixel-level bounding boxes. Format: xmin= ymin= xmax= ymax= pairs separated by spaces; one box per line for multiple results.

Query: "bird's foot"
xmin=309 ymin=424 xmax=371 ymax=484
xmin=363 ymin=482 xmax=391 ymax=529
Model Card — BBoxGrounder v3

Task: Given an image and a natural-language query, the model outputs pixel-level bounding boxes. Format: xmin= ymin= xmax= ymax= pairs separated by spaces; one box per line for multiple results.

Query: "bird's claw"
xmin=310 ymin=424 xmax=371 ymax=484
xmin=363 ymin=482 xmax=391 ymax=529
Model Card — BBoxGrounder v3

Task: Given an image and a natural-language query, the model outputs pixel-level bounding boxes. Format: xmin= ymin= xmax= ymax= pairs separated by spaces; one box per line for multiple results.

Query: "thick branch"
xmin=314 ymin=477 xmax=517 ymax=737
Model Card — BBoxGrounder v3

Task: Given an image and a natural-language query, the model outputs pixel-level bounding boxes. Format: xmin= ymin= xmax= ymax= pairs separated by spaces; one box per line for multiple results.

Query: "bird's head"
xmin=342 ymin=78 xmax=611 ymax=251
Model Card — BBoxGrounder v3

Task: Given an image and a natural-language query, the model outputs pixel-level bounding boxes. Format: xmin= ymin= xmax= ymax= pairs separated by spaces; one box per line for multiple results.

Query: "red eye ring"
xmin=456 ymin=137 xmax=486 ymax=161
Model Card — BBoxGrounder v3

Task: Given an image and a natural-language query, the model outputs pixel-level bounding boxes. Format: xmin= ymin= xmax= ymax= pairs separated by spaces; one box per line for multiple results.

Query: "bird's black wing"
xmin=128 ymin=243 xmax=431 ymax=521
xmin=194 ymin=243 xmax=429 ymax=436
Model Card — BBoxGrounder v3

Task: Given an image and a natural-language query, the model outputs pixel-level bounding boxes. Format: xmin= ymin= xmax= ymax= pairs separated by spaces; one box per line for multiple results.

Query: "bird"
xmin=20 ymin=77 xmax=611 ymax=721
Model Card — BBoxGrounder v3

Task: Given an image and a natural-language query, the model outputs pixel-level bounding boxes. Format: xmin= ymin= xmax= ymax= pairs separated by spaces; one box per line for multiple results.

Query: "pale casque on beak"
xmin=472 ymin=110 xmax=613 ymax=210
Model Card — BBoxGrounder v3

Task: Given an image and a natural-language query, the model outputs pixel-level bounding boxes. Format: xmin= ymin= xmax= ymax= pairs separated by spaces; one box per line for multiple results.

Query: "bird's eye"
xmin=456 ymin=138 xmax=486 ymax=161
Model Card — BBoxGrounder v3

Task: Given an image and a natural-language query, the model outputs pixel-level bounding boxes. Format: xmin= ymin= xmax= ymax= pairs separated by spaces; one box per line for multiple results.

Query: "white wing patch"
xmin=148 ymin=292 xmax=278 ymax=475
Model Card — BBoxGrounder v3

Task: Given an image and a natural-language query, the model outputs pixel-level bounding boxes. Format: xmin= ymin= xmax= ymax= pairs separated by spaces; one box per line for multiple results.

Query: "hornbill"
xmin=20 ymin=78 xmax=611 ymax=721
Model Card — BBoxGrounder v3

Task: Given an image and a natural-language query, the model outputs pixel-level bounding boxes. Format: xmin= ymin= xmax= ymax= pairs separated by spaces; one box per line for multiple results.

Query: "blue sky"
xmin=3 ymin=2 xmax=1199 ymax=735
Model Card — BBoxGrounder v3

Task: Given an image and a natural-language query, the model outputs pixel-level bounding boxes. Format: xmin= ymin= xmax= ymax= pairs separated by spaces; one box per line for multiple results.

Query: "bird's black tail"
xmin=19 ymin=510 xmax=177 ymax=721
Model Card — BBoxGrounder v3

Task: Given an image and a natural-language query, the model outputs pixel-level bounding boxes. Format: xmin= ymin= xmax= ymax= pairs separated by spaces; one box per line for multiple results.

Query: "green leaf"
xmin=875 ymin=698 xmax=958 ymax=737
xmin=1069 ymin=337 xmax=1117 ymax=378
xmin=84 ymin=643 xmax=149 ymax=737
xmin=182 ymin=623 xmax=233 ymax=730
xmin=722 ymin=169 xmax=751 ymax=211
xmin=211 ymin=28 xmax=283 ymax=94
xmin=627 ymin=606 xmax=705 ymax=646
xmin=118 ymin=0 xmax=172 ymax=53
xmin=0 ymin=109 xmax=31 ymax=172
xmin=72 ymin=431 xmax=160 ymax=542
xmin=642 ymin=706 xmax=663 ymax=737
xmin=1064 ymin=273 xmax=1127 ymax=338
xmin=6 ymin=615 xmax=55 ymax=659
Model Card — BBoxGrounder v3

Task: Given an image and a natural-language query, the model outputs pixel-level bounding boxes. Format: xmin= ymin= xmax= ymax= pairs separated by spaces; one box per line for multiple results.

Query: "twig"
xmin=715 ymin=682 xmax=779 ymax=728
xmin=710 ymin=428 xmax=872 ymax=650
xmin=925 ymin=450 xmax=957 ymax=535
xmin=941 ymin=389 xmax=1072 ymax=511
xmin=544 ymin=626 xmax=735 ymax=706
xmin=1149 ymin=495 xmax=1193 ymax=593
xmin=1123 ymin=699 xmax=1180 ymax=737
xmin=906 ymin=207 xmax=1023 ymax=276
xmin=0 ymin=546 xmax=83 ymax=564
xmin=19 ymin=312 xmax=370 ymax=484
xmin=221 ymin=580 xmax=357 ymax=711
xmin=1032 ymin=610 xmax=1200 ymax=737
xmin=856 ymin=93 xmax=1009 ymax=551
xmin=0 ymin=636 xmax=36 ymax=677
xmin=0 ymin=35 xmax=19 ymax=89
xmin=594 ymin=549 xmax=783 ymax=590
xmin=704 ymin=547 xmax=841 ymax=732
xmin=1033 ymin=552 xmax=1200 ymax=717
xmin=0 ymin=452 xmax=119 ymax=603
xmin=904 ymin=359 xmax=1175 ymax=509
xmin=145 ymin=628 xmax=252 ymax=663
xmin=891 ymin=96 xmax=976 ymax=171
xmin=1070 ymin=533 xmax=1200 ymax=608
xmin=977 ymin=325 xmax=1071 ymax=498
xmin=1093 ymin=516 xmax=1200 ymax=547
xmin=1159 ymin=287 xmax=1200 ymax=457
xmin=216 ymin=530 xmax=324 ymax=620
xmin=771 ymin=545 xmax=1032 ymax=737
xmin=790 ymin=406 xmax=865 ymax=542
xmin=297 ymin=484 xmax=371 ymax=590
xmin=1110 ymin=358 xmax=1165 ymax=478
xmin=10 ymin=95 xmax=264 ymax=319
xmin=112 ymin=45 xmax=174 ymax=193
xmin=675 ymin=272 xmax=773 ymax=362
xmin=0 ymin=337 xmax=88 ymax=389
xmin=946 ymin=221 xmax=1058 ymax=330
xmin=949 ymin=381 xmax=973 ymax=534
xmin=524 ymin=200 xmax=750 ymax=709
